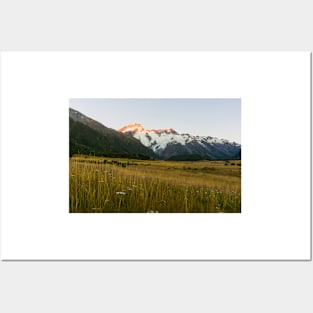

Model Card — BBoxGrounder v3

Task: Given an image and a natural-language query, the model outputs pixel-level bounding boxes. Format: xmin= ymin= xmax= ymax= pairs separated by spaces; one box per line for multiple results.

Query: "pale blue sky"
xmin=70 ymin=98 xmax=241 ymax=143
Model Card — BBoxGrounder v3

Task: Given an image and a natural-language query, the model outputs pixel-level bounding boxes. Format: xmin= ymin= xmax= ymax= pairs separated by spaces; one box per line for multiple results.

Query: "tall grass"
xmin=69 ymin=156 xmax=241 ymax=213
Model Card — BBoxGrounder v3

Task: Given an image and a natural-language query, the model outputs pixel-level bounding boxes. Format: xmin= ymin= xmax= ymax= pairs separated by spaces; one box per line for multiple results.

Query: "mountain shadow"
xmin=69 ymin=108 xmax=157 ymax=159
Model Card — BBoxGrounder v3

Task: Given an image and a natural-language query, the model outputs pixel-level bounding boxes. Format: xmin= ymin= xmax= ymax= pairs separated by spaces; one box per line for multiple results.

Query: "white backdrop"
xmin=0 ymin=52 xmax=310 ymax=260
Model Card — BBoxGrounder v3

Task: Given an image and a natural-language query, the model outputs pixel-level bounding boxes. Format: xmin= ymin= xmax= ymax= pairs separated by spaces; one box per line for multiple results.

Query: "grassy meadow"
xmin=69 ymin=155 xmax=241 ymax=213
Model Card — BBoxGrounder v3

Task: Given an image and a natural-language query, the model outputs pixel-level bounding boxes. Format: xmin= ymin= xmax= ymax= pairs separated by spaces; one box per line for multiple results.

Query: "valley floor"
xmin=69 ymin=155 xmax=241 ymax=213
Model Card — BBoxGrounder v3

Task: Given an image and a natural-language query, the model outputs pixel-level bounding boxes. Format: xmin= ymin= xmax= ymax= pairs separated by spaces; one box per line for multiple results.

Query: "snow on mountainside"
xmin=118 ymin=123 xmax=241 ymax=160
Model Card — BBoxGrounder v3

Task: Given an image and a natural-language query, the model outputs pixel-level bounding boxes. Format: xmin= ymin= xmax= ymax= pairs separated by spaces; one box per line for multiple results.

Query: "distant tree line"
xmin=70 ymin=149 xmax=155 ymax=160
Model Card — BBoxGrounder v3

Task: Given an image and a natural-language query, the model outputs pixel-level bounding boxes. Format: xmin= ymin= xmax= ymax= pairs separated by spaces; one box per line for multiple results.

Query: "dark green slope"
xmin=69 ymin=108 xmax=157 ymax=159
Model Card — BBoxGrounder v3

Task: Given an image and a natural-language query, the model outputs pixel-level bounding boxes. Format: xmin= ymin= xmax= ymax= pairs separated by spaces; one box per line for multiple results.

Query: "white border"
xmin=0 ymin=52 xmax=311 ymax=260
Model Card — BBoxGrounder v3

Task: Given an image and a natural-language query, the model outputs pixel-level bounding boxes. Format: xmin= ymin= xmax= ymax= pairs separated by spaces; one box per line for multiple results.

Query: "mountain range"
xmin=69 ymin=108 xmax=241 ymax=160
xmin=119 ymin=123 xmax=241 ymax=160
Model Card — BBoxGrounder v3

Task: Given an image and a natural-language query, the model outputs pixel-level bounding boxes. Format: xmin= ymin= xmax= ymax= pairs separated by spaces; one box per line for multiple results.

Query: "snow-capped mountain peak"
xmin=119 ymin=123 xmax=177 ymax=135
xmin=118 ymin=123 xmax=241 ymax=160
xmin=119 ymin=123 xmax=145 ymax=133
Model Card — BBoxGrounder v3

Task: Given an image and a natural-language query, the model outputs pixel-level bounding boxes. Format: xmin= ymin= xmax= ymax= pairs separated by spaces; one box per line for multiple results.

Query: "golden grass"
xmin=69 ymin=156 xmax=241 ymax=213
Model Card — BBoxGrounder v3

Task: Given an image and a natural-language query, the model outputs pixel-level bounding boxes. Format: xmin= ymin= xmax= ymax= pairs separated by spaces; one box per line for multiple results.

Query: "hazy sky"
xmin=70 ymin=98 xmax=241 ymax=143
